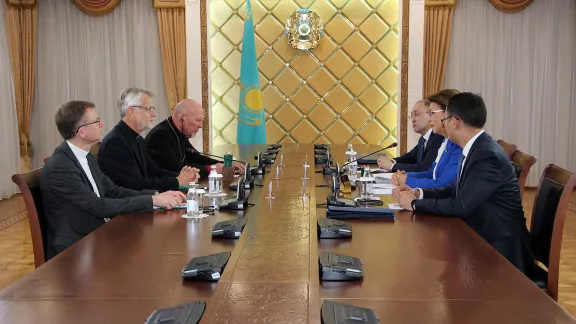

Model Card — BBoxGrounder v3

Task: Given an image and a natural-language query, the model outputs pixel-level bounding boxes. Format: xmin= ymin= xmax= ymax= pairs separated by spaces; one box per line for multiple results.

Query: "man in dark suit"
xmin=40 ymin=101 xmax=186 ymax=259
xmin=98 ymin=87 xmax=199 ymax=192
xmin=377 ymin=100 xmax=444 ymax=172
xmin=395 ymin=93 xmax=534 ymax=274
xmin=146 ymin=99 xmax=244 ymax=178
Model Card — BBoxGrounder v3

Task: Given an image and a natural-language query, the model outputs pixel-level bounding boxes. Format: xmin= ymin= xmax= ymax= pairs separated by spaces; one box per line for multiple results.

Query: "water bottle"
xmin=345 ymin=144 xmax=358 ymax=182
xmin=360 ymin=169 xmax=374 ymax=200
xmin=186 ymin=182 xmax=198 ymax=217
xmin=208 ymin=165 xmax=220 ymax=196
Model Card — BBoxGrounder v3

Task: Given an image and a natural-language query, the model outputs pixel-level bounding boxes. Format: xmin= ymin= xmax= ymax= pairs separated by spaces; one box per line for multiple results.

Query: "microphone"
xmin=339 ymin=142 xmax=397 ymax=173
xmin=186 ymin=149 xmax=247 ymax=165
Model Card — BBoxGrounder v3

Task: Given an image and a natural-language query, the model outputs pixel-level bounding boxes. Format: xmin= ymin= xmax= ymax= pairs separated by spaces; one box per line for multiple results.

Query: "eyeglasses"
xmin=132 ymin=105 xmax=156 ymax=113
xmin=440 ymin=115 xmax=459 ymax=125
xmin=75 ymin=118 xmax=101 ymax=133
xmin=427 ymin=109 xmax=444 ymax=117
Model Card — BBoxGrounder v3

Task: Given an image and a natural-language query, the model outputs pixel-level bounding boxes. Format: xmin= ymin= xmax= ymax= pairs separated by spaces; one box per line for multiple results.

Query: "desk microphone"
xmin=339 ymin=142 xmax=397 ymax=173
xmin=186 ymin=149 xmax=247 ymax=165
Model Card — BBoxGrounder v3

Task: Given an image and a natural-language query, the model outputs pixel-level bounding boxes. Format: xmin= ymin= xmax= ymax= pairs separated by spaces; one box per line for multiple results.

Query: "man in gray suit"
xmin=40 ymin=100 xmax=185 ymax=260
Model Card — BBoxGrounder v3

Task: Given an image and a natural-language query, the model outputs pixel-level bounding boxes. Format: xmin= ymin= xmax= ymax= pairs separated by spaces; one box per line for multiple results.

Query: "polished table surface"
xmin=0 ymin=144 xmax=574 ymax=323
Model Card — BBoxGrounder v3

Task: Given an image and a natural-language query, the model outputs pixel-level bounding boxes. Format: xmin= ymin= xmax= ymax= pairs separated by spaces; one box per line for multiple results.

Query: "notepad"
xmin=373 ymin=183 xmax=396 ymax=189
xmin=373 ymin=188 xmax=393 ymax=195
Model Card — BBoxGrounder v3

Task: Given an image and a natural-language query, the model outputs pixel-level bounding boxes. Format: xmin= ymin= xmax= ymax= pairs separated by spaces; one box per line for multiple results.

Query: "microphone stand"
xmin=339 ymin=143 xmax=397 ymax=174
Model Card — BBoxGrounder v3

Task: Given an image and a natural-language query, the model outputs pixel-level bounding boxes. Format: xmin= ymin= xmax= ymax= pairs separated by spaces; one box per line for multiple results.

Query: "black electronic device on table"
xmin=317 ymin=218 xmax=352 ymax=239
xmin=145 ymin=301 xmax=206 ymax=324
xmin=321 ymin=300 xmax=379 ymax=324
xmin=315 ymin=144 xmax=329 ymax=150
xmin=181 ymin=252 xmax=231 ymax=281
xmin=319 ymin=251 xmax=363 ymax=281
xmin=251 ymin=152 xmax=266 ymax=175
xmin=315 ymin=154 xmax=328 ymax=164
xmin=268 ymin=144 xmax=282 ymax=150
xmin=211 ymin=218 xmax=248 ymax=239
xmin=220 ymin=178 xmax=249 ymax=210
xmin=230 ymin=162 xmax=254 ymax=189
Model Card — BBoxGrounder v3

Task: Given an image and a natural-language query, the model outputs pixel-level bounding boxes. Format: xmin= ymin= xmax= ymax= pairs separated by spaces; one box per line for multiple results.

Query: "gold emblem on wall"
xmin=284 ymin=9 xmax=324 ymax=50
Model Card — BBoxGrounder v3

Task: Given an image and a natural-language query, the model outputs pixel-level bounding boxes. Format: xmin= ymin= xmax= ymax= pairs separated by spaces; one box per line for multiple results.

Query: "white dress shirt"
xmin=432 ymin=139 xmax=447 ymax=180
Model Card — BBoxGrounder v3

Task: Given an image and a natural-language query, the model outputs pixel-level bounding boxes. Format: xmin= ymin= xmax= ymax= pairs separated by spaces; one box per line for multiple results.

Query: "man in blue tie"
xmin=395 ymin=92 xmax=534 ymax=275
xmin=377 ymin=100 xmax=444 ymax=172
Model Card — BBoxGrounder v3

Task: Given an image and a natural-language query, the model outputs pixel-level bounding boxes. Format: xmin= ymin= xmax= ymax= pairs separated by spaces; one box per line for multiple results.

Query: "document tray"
xmin=211 ymin=218 xmax=248 ymax=238
xmin=182 ymin=252 xmax=231 ymax=281
xmin=145 ymin=301 xmax=206 ymax=324
xmin=321 ymin=300 xmax=379 ymax=324
xmin=317 ymin=218 xmax=352 ymax=238
xmin=319 ymin=251 xmax=363 ymax=281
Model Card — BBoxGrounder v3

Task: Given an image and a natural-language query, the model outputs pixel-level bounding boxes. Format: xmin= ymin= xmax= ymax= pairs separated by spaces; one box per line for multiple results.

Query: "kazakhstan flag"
xmin=237 ymin=0 xmax=266 ymax=144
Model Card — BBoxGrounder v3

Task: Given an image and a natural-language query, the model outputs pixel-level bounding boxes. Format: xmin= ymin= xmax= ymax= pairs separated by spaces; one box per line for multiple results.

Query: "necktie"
xmin=455 ymin=154 xmax=465 ymax=195
xmin=417 ymin=136 xmax=425 ymax=163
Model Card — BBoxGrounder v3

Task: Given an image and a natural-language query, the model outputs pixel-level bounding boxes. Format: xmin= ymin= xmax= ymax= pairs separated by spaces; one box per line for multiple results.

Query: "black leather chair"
xmin=528 ymin=164 xmax=576 ymax=301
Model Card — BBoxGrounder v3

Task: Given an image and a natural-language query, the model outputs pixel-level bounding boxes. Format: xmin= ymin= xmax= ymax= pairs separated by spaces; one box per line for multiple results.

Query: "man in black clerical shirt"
xmin=146 ymin=99 xmax=244 ymax=178
xmin=98 ymin=87 xmax=199 ymax=192
xmin=395 ymin=93 xmax=534 ymax=274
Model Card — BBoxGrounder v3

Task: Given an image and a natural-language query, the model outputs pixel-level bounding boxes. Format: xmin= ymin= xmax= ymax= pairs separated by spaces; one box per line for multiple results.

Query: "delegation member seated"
xmin=146 ymin=99 xmax=244 ymax=178
xmin=98 ymin=87 xmax=199 ymax=192
xmin=377 ymin=100 xmax=444 ymax=172
xmin=394 ymin=93 xmax=534 ymax=275
xmin=40 ymin=101 xmax=186 ymax=259
xmin=392 ymin=89 xmax=462 ymax=189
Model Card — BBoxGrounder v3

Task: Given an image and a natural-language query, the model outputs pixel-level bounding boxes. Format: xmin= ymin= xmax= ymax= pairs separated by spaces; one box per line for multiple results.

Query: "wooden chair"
xmin=11 ymin=168 xmax=47 ymax=268
xmin=497 ymin=139 xmax=517 ymax=159
xmin=528 ymin=164 xmax=576 ymax=302
xmin=510 ymin=149 xmax=537 ymax=198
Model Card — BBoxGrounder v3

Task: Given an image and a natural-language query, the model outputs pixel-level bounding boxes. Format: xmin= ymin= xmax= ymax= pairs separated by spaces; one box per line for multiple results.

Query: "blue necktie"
xmin=417 ymin=137 xmax=425 ymax=163
xmin=455 ymin=154 xmax=465 ymax=195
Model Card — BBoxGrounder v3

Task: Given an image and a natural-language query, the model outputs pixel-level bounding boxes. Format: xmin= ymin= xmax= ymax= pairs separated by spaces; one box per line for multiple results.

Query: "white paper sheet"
xmin=373 ymin=183 xmax=397 ymax=189
xmin=370 ymin=168 xmax=390 ymax=173
xmin=388 ymin=203 xmax=404 ymax=210
xmin=374 ymin=173 xmax=393 ymax=179
xmin=373 ymin=188 xmax=393 ymax=195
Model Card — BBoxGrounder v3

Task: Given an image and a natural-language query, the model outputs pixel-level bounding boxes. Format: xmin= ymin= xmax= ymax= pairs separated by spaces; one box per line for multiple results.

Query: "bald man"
xmin=146 ymin=99 xmax=243 ymax=178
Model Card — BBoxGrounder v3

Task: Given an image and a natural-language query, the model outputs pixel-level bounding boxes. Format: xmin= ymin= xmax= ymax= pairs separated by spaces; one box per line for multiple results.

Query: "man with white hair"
xmin=98 ymin=87 xmax=199 ymax=191
xmin=146 ymin=98 xmax=244 ymax=178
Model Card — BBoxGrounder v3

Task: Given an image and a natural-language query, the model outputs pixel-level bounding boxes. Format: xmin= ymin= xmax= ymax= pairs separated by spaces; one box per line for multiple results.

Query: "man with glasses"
xmin=377 ymin=100 xmax=444 ymax=172
xmin=40 ymin=101 xmax=186 ymax=259
xmin=98 ymin=87 xmax=199 ymax=192
xmin=394 ymin=93 xmax=534 ymax=274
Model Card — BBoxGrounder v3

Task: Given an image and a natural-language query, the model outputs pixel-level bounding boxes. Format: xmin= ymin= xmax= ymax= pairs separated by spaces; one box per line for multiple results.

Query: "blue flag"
xmin=237 ymin=0 xmax=266 ymax=144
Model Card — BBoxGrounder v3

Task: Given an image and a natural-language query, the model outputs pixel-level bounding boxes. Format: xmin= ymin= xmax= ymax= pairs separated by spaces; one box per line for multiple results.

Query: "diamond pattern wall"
xmin=210 ymin=0 xmax=399 ymax=152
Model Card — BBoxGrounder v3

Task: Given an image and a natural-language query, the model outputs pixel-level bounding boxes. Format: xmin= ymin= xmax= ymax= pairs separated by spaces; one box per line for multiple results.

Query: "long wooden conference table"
xmin=0 ymin=144 xmax=574 ymax=323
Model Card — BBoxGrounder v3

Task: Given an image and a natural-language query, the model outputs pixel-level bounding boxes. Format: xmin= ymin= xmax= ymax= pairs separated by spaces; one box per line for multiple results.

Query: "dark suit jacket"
xmin=98 ymin=120 xmax=179 ymax=191
xmin=40 ymin=141 xmax=155 ymax=259
xmin=414 ymin=132 xmax=534 ymax=274
xmin=392 ymin=131 xmax=443 ymax=172
xmin=146 ymin=117 xmax=219 ymax=178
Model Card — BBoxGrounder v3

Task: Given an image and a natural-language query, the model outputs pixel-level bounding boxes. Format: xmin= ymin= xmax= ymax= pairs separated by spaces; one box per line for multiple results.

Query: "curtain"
xmin=444 ymin=0 xmax=576 ymax=187
xmin=5 ymin=0 xmax=37 ymax=172
xmin=423 ymin=2 xmax=456 ymax=98
xmin=31 ymin=0 xmax=170 ymax=169
xmin=0 ymin=1 xmax=21 ymax=198
xmin=156 ymin=8 xmax=187 ymax=111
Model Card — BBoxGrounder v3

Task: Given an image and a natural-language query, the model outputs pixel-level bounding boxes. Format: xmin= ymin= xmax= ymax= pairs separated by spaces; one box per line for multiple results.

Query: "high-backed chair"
xmin=11 ymin=168 xmax=47 ymax=268
xmin=510 ymin=149 xmax=537 ymax=198
xmin=497 ymin=139 xmax=517 ymax=159
xmin=528 ymin=164 xmax=576 ymax=302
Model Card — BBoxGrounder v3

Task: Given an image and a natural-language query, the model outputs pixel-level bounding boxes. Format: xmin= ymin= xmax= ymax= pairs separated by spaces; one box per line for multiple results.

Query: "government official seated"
xmin=392 ymin=89 xmax=462 ymax=189
xmin=146 ymin=99 xmax=244 ymax=178
xmin=98 ymin=87 xmax=199 ymax=192
xmin=40 ymin=101 xmax=186 ymax=259
xmin=395 ymin=93 xmax=534 ymax=274
xmin=377 ymin=100 xmax=444 ymax=172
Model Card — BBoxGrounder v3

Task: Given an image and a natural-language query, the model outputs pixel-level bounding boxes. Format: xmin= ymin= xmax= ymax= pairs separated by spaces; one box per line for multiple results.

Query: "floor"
xmin=1 ymin=190 xmax=575 ymax=315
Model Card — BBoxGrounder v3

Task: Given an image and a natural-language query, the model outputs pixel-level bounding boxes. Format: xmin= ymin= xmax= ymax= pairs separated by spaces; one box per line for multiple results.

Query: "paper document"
xmin=373 ymin=183 xmax=397 ymax=189
xmin=370 ymin=168 xmax=390 ymax=173
xmin=373 ymin=188 xmax=393 ymax=195
xmin=374 ymin=173 xmax=393 ymax=179
xmin=388 ymin=203 xmax=404 ymax=210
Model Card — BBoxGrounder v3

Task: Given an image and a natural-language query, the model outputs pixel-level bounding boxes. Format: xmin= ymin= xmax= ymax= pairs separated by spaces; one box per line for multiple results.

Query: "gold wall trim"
xmin=200 ymin=0 xmax=210 ymax=153
xmin=425 ymin=0 xmax=457 ymax=7
xmin=153 ymin=0 xmax=185 ymax=9
xmin=399 ymin=0 xmax=409 ymax=155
